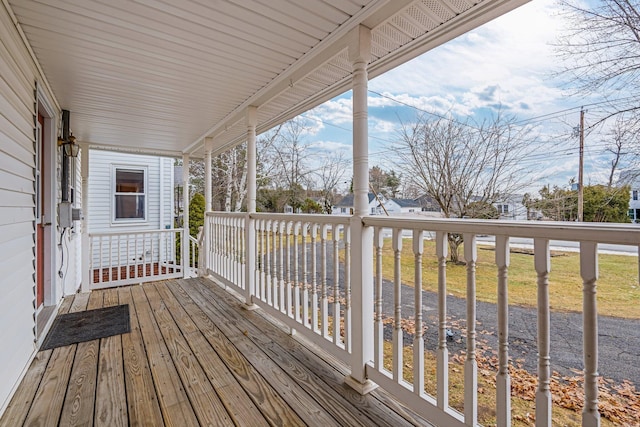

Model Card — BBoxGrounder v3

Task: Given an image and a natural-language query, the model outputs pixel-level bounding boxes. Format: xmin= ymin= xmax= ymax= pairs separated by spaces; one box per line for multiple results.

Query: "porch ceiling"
xmin=8 ymin=0 xmax=527 ymax=158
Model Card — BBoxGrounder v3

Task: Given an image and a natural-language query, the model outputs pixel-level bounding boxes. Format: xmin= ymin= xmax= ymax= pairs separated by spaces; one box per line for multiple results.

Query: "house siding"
xmin=88 ymin=151 xmax=174 ymax=233
xmin=0 ymin=2 xmax=54 ymax=413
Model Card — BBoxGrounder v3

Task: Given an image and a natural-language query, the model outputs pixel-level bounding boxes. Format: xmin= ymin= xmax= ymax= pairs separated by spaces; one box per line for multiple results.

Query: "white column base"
xmin=242 ymin=302 xmax=259 ymax=311
xmin=344 ymin=375 xmax=378 ymax=395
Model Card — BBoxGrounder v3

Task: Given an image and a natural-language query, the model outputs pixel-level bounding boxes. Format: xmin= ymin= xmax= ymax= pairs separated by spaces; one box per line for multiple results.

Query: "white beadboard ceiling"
xmin=8 ymin=0 xmax=528 ymax=158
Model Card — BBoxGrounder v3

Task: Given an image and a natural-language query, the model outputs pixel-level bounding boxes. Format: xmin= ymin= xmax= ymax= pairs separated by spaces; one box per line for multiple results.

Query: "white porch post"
xmin=204 ymin=138 xmax=212 ymax=212
xmin=182 ymin=153 xmax=190 ymax=278
xmin=345 ymin=25 xmax=376 ymax=394
xmin=202 ymin=138 xmax=212 ymax=277
xmin=244 ymin=106 xmax=258 ymax=309
xmin=80 ymin=143 xmax=90 ymax=293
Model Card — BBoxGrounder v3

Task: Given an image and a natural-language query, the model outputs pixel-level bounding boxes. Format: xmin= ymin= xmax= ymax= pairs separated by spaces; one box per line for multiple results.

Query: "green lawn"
xmin=379 ymin=239 xmax=640 ymax=319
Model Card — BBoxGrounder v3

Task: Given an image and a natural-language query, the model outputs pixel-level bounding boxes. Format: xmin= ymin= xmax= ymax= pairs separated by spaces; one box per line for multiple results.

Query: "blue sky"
xmin=298 ymin=0 xmax=625 ymax=195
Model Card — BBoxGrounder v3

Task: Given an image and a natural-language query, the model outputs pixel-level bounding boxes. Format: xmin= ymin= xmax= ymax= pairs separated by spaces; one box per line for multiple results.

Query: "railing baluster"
xmin=109 ymin=235 xmax=113 ymax=283
xmin=321 ymin=224 xmax=328 ymax=337
xmin=463 ymin=232 xmax=477 ymax=426
xmin=344 ymin=225 xmax=351 ymax=352
xmin=302 ymin=223 xmax=309 ymax=327
xmin=285 ymin=222 xmax=292 ymax=317
xmin=294 ymin=222 xmax=301 ymax=322
xmin=311 ymin=224 xmax=319 ymax=332
xmin=279 ymin=222 xmax=285 ymax=313
xmin=374 ymin=227 xmax=384 ymax=370
xmin=271 ymin=221 xmax=278 ymax=309
xmin=259 ymin=220 xmax=266 ymax=301
xmin=436 ymin=231 xmax=449 ymax=409
xmin=265 ymin=220 xmax=272 ymax=305
xmin=333 ymin=224 xmax=341 ymax=344
xmin=392 ymin=228 xmax=403 ymax=383
xmin=534 ymin=238 xmax=552 ymax=426
xmin=581 ymin=241 xmax=600 ymax=427
xmin=496 ymin=235 xmax=511 ymax=427
xmin=413 ymin=229 xmax=424 ymax=394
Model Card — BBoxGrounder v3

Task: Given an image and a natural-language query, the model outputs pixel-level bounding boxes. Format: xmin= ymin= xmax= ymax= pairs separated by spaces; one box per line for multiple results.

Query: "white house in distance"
xmin=333 ymin=193 xmax=424 ymax=216
xmin=493 ymin=194 xmax=527 ymax=220
xmin=619 ymin=170 xmax=640 ymax=223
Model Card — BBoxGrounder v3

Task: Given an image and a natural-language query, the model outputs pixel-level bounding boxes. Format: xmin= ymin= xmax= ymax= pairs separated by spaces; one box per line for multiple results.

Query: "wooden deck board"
xmin=59 ymin=291 xmax=103 ymax=426
xmin=153 ymin=281 xmax=269 ymax=427
xmin=169 ymin=280 xmax=306 ymax=427
xmin=0 ymin=278 xmax=432 ymax=427
xmin=129 ymin=285 xmax=201 ymax=427
xmin=118 ymin=287 xmax=165 ymax=427
xmin=94 ymin=288 xmax=127 ymax=427
xmin=142 ymin=284 xmax=233 ymax=426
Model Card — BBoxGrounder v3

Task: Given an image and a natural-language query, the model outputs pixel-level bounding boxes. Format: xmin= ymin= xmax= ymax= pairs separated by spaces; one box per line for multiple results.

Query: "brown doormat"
xmin=41 ymin=304 xmax=130 ymax=350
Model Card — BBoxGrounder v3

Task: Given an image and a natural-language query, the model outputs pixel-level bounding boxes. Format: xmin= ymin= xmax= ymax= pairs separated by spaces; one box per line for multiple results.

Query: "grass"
xmin=379 ymin=239 xmax=640 ymax=319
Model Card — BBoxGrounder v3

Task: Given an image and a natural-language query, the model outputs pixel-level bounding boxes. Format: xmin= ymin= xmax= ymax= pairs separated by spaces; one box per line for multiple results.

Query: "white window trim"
xmin=111 ymin=164 xmax=148 ymax=224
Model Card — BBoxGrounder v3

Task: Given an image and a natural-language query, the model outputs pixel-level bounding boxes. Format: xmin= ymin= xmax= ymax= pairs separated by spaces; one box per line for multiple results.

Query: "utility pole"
xmin=578 ymin=108 xmax=585 ymax=222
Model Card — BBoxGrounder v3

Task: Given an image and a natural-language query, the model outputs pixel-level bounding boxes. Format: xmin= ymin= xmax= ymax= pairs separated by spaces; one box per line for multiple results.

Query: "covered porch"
xmin=2 ymin=0 xmax=639 ymax=426
xmin=0 ymin=277 xmax=430 ymax=426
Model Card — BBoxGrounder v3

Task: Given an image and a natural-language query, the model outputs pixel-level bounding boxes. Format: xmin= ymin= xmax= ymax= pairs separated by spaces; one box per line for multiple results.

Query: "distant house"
xmin=414 ymin=194 xmax=442 ymax=214
xmin=619 ymin=171 xmax=640 ymax=223
xmin=88 ymin=150 xmax=175 ymax=233
xmin=386 ymin=198 xmax=422 ymax=215
xmin=493 ymin=194 xmax=527 ymax=221
xmin=333 ymin=193 xmax=387 ymax=215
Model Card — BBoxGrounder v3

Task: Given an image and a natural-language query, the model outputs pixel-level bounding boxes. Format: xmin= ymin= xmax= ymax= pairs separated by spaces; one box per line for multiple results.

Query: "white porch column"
xmin=202 ymin=137 xmax=212 ymax=276
xmin=80 ymin=143 xmax=90 ymax=293
xmin=182 ymin=153 xmax=190 ymax=278
xmin=345 ymin=25 xmax=377 ymax=394
xmin=204 ymin=137 xmax=212 ymax=212
xmin=244 ymin=106 xmax=258 ymax=309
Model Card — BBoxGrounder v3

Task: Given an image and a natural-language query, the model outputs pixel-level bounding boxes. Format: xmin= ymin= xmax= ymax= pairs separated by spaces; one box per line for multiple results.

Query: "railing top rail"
xmin=205 ymin=211 xmax=245 ymax=218
xmin=250 ymin=212 xmax=350 ymax=225
xmin=206 ymin=211 xmax=352 ymax=225
xmin=363 ymin=216 xmax=640 ymax=246
xmin=88 ymin=228 xmax=183 ymax=238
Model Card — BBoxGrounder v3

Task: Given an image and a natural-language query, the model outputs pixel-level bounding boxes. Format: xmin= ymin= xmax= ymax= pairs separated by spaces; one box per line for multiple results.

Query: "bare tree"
xmin=556 ymin=0 xmax=640 ymax=119
xmin=604 ymin=114 xmax=640 ymax=187
xmin=395 ymin=113 xmax=532 ymax=263
xmin=268 ymin=118 xmax=313 ymax=210
xmin=314 ymin=152 xmax=350 ymax=213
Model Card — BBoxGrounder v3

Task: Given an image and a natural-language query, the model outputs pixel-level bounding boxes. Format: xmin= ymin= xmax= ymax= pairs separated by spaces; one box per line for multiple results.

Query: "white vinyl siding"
xmin=88 ymin=151 xmax=173 ymax=233
xmin=0 ymin=3 xmax=42 ymax=412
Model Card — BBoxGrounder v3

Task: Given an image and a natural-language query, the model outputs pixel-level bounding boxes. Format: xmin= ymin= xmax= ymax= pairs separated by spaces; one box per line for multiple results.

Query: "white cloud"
xmin=369 ymin=0 xmax=567 ymax=118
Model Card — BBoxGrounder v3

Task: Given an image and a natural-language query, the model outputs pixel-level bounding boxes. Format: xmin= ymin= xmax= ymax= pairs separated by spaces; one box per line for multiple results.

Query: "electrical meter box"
xmin=59 ymin=202 xmax=83 ymax=228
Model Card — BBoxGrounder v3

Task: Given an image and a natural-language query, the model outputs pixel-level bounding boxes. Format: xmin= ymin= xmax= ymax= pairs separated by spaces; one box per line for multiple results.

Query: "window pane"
xmin=115 ymin=195 xmax=145 ymax=219
xmin=116 ymin=169 xmax=144 ymax=193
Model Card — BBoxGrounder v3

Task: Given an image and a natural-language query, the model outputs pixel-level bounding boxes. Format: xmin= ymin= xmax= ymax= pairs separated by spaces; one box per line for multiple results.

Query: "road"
xmin=475 ymin=235 xmax=639 ymax=256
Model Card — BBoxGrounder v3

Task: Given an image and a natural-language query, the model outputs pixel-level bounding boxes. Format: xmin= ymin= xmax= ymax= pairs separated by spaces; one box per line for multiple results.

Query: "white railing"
xmin=188 ymin=234 xmax=199 ymax=277
xmin=204 ymin=212 xmax=352 ymax=363
xmin=203 ymin=213 xmax=246 ymax=294
xmin=88 ymin=228 xmax=183 ymax=289
xmin=202 ymin=213 xmax=640 ymax=427
xmin=363 ymin=217 xmax=638 ymax=427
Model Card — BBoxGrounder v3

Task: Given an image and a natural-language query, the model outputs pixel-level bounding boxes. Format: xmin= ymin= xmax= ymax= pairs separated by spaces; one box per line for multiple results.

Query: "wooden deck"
xmin=1 ymin=277 xmax=432 ymax=426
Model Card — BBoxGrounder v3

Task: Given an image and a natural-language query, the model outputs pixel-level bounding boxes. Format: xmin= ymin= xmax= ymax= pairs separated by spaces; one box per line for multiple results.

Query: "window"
xmin=114 ymin=168 xmax=146 ymax=221
xmin=497 ymin=204 xmax=510 ymax=214
xmin=340 ymin=208 xmax=346 ymax=214
xmin=633 ymin=190 xmax=638 ymax=201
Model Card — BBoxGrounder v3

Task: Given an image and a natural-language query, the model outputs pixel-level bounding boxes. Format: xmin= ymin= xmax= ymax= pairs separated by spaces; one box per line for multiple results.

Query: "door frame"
xmin=36 ymin=86 xmax=58 ymax=311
